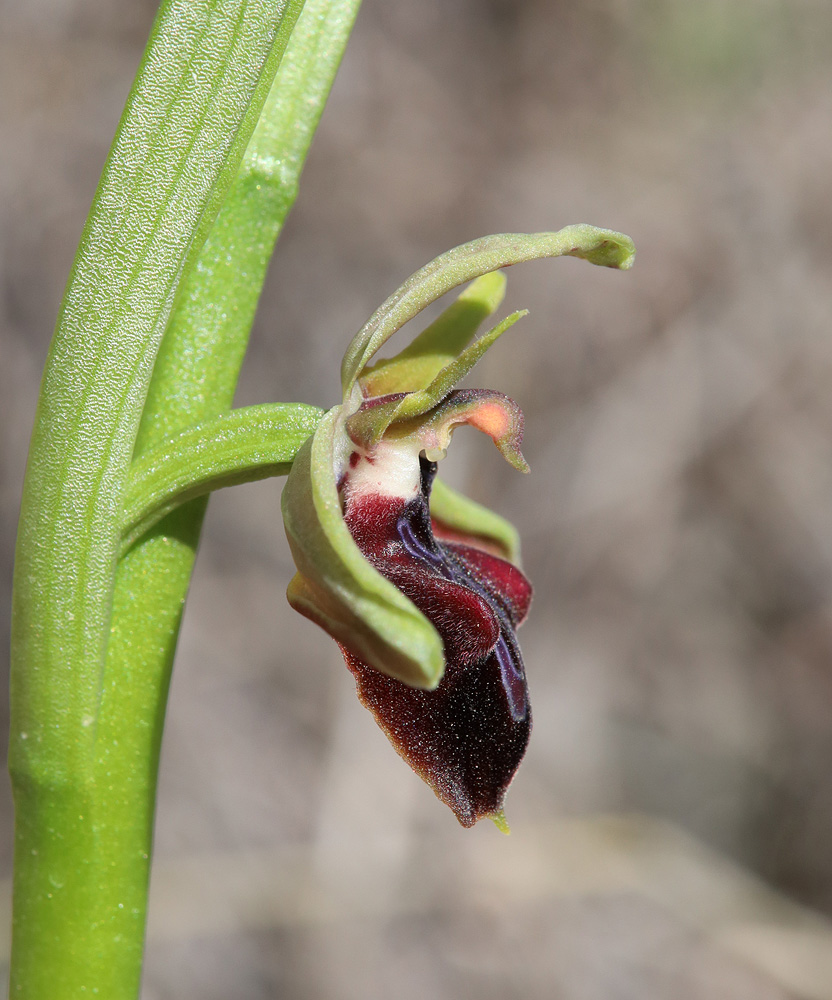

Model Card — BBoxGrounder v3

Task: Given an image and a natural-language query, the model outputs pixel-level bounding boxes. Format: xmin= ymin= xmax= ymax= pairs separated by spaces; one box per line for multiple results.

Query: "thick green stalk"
xmin=11 ymin=0 xmax=303 ymax=799
xmin=13 ymin=2 xmax=360 ymax=998
xmin=90 ymin=8 xmax=359 ymax=991
xmin=7 ymin=0 xmax=361 ymax=995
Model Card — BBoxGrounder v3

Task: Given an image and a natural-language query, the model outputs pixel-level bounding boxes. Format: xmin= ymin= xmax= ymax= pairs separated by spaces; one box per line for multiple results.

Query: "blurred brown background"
xmin=4 ymin=1 xmax=832 ymax=997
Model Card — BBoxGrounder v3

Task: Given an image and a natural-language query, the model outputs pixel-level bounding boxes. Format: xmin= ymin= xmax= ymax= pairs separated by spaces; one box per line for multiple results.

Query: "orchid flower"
xmin=282 ymin=227 xmax=634 ymax=828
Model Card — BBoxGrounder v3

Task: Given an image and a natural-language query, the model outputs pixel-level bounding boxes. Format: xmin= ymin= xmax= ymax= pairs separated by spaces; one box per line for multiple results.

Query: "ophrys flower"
xmin=282 ymin=227 xmax=634 ymax=827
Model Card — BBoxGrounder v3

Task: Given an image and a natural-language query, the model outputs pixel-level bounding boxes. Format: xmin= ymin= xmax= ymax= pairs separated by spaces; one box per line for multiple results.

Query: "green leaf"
xmin=82 ymin=4 xmax=360 ymax=996
xmin=122 ymin=403 xmax=323 ymax=552
xmin=11 ymin=0 xmax=305 ymax=798
xmin=9 ymin=1 xmax=360 ymax=997
xmin=340 ymin=225 xmax=635 ymax=399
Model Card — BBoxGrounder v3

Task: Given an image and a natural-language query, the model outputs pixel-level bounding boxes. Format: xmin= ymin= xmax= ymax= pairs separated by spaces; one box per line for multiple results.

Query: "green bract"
xmin=282 ymin=226 xmax=635 ymax=689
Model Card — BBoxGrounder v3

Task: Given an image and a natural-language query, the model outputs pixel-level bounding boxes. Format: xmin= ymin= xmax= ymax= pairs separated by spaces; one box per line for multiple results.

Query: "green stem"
xmin=9 ymin=0 xmax=359 ymax=996
xmin=121 ymin=403 xmax=323 ymax=553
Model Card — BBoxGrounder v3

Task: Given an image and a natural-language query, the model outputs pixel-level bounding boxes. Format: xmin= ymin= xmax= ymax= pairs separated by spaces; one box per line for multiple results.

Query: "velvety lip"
xmin=341 ymin=454 xmax=532 ymax=827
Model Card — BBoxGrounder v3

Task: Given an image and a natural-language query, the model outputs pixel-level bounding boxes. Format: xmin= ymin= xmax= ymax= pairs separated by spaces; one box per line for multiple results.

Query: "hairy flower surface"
xmin=282 ymin=228 xmax=635 ymax=827
xmin=342 ymin=448 xmax=532 ymax=826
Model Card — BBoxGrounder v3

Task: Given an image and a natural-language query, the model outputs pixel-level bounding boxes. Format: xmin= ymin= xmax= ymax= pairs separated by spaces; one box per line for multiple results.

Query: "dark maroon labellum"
xmin=341 ymin=456 xmax=532 ymax=827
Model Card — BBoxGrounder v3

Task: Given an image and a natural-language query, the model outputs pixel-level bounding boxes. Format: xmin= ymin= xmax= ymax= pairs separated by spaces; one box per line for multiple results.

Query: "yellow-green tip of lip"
xmin=491 ymin=810 xmax=511 ymax=835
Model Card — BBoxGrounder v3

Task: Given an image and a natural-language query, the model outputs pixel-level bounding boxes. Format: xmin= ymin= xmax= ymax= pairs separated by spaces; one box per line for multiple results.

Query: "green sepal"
xmin=429 ymin=478 xmax=523 ymax=566
xmin=360 ymin=271 xmax=507 ymax=396
xmin=122 ymin=403 xmax=323 ymax=553
xmin=340 ymin=225 xmax=636 ymax=401
xmin=282 ymin=407 xmax=445 ymax=690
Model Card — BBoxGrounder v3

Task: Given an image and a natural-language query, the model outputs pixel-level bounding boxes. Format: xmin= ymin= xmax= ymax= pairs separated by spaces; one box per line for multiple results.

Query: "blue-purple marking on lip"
xmin=393 ymin=457 xmax=529 ymax=722
xmin=494 ymin=635 xmax=527 ymax=722
xmin=397 ymin=516 xmax=446 ymax=571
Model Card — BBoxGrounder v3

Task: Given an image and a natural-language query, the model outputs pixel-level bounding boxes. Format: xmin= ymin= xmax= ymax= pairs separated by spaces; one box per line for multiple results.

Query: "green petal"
xmin=429 ymin=478 xmax=523 ymax=566
xmin=410 ymin=309 xmax=526 ymax=418
xmin=340 ymin=225 xmax=635 ymax=400
xmin=347 ymin=310 xmax=527 ymax=447
xmin=360 ymin=271 xmax=507 ymax=396
xmin=282 ymin=407 xmax=444 ymax=689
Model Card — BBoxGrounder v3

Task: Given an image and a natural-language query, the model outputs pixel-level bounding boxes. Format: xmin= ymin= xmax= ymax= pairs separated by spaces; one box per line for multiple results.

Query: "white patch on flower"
xmin=344 ymin=439 xmax=423 ymax=502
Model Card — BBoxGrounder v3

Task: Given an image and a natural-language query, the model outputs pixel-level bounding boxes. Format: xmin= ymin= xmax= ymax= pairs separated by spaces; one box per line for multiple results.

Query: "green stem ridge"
xmin=8 ymin=1 xmax=360 ymax=996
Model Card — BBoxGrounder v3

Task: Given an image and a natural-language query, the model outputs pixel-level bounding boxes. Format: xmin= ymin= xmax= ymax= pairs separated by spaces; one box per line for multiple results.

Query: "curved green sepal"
xmin=429 ymin=477 xmax=522 ymax=566
xmin=340 ymin=225 xmax=635 ymax=400
xmin=360 ymin=271 xmax=507 ymax=396
xmin=282 ymin=408 xmax=445 ymax=689
xmin=122 ymin=403 xmax=323 ymax=553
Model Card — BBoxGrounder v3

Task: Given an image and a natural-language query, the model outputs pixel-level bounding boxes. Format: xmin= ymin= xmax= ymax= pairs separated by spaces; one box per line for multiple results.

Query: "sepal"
xmin=339 ymin=225 xmax=635 ymax=400
xmin=282 ymin=408 xmax=444 ymax=689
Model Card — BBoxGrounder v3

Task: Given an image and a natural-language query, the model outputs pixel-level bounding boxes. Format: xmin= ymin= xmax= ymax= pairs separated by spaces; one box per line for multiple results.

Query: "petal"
xmin=303 ymin=443 xmax=534 ymax=828
xmin=383 ymin=564 xmax=500 ymax=666
xmin=344 ymin=492 xmax=501 ymax=665
xmin=442 ymin=542 xmax=533 ymax=628
xmin=359 ymin=271 xmax=506 ymax=397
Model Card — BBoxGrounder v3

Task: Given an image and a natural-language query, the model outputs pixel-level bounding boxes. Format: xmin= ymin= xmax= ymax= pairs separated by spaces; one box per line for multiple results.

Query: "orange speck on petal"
xmin=467 ymin=402 xmax=511 ymax=440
